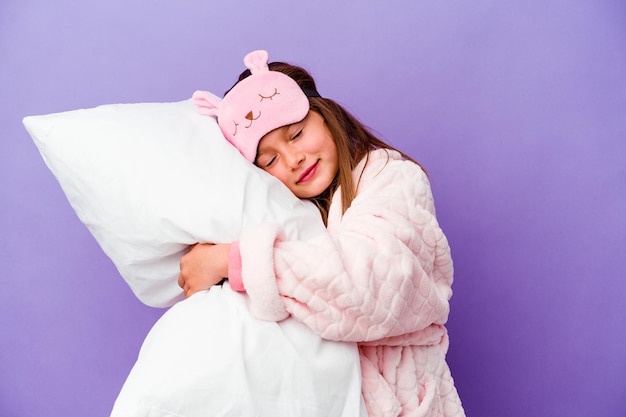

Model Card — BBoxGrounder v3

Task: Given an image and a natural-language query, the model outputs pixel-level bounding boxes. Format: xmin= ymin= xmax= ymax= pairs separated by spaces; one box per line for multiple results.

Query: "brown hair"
xmin=229 ymin=62 xmax=424 ymax=224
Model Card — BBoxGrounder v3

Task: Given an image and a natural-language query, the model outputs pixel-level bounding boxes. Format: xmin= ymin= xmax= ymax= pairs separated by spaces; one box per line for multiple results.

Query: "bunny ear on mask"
xmin=243 ymin=50 xmax=270 ymax=74
xmin=192 ymin=90 xmax=221 ymax=117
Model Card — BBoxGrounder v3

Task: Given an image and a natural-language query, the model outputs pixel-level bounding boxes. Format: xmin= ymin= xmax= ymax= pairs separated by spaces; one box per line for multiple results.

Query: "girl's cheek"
xmin=267 ymin=167 xmax=286 ymax=184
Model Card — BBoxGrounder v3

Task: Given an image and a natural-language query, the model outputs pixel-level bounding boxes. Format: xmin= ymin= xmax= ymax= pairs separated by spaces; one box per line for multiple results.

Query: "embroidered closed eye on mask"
xmin=193 ymin=50 xmax=310 ymax=162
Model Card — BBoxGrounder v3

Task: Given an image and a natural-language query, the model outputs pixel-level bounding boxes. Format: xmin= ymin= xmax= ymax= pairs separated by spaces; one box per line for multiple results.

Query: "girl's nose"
xmin=286 ymin=151 xmax=305 ymax=169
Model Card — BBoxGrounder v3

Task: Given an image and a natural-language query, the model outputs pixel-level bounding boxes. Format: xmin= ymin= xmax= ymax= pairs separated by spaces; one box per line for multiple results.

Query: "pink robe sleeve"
xmin=227 ymin=241 xmax=245 ymax=292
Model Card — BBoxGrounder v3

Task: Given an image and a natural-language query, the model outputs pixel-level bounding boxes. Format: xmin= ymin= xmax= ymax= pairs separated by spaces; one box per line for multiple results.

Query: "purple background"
xmin=2 ymin=1 xmax=625 ymax=416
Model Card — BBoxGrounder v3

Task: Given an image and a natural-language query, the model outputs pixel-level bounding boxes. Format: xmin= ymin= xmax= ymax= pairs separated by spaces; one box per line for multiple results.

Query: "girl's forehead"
xmin=258 ymin=125 xmax=289 ymax=150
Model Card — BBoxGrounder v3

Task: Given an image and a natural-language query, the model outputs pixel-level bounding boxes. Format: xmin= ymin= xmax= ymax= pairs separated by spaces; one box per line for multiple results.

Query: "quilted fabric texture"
xmin=238 ymin=149 xmax=465 ymax=417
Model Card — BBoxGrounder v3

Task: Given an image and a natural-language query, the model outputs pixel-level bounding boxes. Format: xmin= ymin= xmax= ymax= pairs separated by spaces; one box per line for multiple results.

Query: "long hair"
xmin=228 ymin=62 xmax=424 ymax=224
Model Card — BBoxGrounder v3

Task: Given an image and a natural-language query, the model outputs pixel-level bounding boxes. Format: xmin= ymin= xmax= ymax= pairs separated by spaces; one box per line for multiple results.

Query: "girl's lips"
xmin=297 ymin=161 xmax=319 ymax=184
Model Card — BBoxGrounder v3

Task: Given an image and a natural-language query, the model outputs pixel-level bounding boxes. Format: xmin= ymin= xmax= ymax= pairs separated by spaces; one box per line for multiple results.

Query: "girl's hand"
xmin=178 ymin=243 xmax=230 ymax=298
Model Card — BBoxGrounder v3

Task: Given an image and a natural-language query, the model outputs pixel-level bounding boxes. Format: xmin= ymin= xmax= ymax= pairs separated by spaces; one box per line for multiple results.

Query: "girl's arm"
xmin=239 ymin=151 xmax=454 ymax=343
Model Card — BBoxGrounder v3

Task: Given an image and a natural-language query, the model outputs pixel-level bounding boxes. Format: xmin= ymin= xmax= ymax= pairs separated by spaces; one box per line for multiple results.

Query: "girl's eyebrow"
xmin=274 ymin=125 xmax=291 ymax=138
xmin=287 ymin=121 xmax=304 ymax=135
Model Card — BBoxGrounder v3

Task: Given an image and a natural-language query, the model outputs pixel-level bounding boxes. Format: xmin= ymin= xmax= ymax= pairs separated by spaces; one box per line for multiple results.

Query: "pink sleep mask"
xmin=192 ymin=50 xmax=310 ymax=162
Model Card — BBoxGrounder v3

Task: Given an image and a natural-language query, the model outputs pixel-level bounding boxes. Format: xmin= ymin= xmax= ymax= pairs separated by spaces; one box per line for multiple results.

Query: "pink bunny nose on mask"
xmin=192 ymin=50 xmax=311 ymax=162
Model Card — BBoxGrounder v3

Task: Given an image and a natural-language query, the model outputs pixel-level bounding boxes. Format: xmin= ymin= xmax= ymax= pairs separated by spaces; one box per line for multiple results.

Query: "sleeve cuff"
xmin=228 ymin=241 xmax=245 ymax=292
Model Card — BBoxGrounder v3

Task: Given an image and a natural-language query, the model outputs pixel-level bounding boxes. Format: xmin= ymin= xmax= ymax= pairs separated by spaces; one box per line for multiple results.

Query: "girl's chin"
xmin=294 ymin=182 xmax=331 ymax=199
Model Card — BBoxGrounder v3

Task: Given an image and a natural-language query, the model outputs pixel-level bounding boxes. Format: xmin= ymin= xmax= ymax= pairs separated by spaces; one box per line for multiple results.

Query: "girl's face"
xmin=255 ymin=110 xmax=339 ymax=199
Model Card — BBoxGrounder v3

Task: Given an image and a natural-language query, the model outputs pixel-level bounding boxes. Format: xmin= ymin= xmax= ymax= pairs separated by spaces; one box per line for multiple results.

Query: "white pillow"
xmin=23 ymin=99 xmax=325 ymax=307
xmin=24 ymin=99 xmax=366 ymax=416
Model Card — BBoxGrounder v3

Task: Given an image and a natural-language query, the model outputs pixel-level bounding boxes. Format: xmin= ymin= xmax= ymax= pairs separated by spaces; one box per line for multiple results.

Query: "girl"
xmin=180 ymin=50 xmax=465 ymax=417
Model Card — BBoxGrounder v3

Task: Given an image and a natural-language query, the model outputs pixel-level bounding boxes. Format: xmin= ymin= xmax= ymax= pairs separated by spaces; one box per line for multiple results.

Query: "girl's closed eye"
xmin=261 ymin=154 xmax=277 ymax=168
xmin=291 ymin=130 xmax=303 ymax=141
